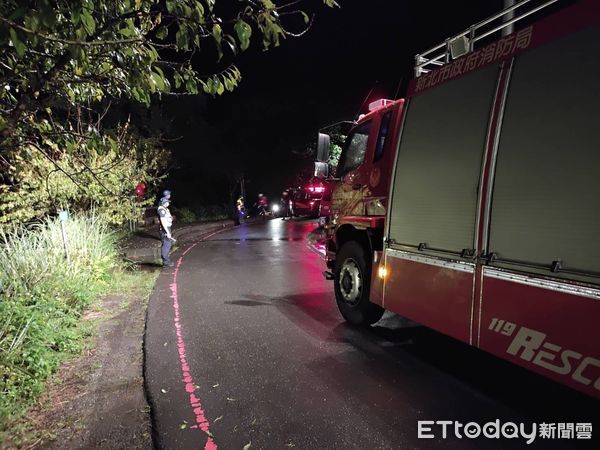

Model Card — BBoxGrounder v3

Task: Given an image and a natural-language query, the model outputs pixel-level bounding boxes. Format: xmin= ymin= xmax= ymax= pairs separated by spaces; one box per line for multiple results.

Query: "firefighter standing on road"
xmin=257 ymin=193 xmax=269 ymax=217
xmin=236 ymin=196 xmax=245 ymax=218
xmin=158 ymin=196 xmax=175 ymax=267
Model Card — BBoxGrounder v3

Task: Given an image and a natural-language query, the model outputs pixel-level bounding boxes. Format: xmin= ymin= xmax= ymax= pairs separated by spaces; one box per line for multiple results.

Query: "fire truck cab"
xmin=315 ymin=0 xmax=600 ymax=399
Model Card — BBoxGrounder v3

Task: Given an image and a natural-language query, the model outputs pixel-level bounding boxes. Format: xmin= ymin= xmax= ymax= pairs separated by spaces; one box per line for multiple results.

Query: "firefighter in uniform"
xmin=158 ymin=197 xmax=175 ymax=267
xmin=236 ymin=196 xmax=245 ymax=222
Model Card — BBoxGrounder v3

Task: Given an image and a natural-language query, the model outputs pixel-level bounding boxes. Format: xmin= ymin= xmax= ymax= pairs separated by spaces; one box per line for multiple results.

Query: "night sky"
xmin=160 ymin=0 xmax=502 ymax=212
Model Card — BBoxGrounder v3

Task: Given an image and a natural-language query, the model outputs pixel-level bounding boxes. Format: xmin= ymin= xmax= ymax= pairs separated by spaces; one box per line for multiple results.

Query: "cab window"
xmin=337 ymin=121 xmax=371 ymax=178
xmin=374 ymin=111 xmax=392 ymax=162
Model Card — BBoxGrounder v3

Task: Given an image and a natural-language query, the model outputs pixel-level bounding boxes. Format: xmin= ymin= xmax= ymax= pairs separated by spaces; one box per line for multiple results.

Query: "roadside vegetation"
xmin=173 ymin=205 xmax=232 ymax=224
xmin=1 ymin=258 xmax=160 ymax=448
xmin=0 ymin=215 xmax=118 ymax=428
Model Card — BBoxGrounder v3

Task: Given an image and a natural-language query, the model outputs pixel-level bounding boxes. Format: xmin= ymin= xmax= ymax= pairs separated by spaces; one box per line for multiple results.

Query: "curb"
xmin=122 ymin=220 xmax=235 ymax=263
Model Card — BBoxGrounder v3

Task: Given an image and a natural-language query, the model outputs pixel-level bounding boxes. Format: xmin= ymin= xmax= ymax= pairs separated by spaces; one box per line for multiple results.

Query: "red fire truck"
xmin=315 ymin=0 xmax=600 ymax=399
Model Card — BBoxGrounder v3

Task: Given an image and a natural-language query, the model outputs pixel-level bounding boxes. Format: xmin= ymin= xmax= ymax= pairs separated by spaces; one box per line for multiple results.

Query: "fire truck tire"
xmin=334 ymin=241 xmax=384 ymax=326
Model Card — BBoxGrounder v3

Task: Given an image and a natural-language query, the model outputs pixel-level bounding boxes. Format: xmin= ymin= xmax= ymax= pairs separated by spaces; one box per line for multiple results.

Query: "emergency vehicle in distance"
xmin=288 ymin=181 xmax=331 ymax=218
xmin=314 ymin=0 xmax=600 ymax=399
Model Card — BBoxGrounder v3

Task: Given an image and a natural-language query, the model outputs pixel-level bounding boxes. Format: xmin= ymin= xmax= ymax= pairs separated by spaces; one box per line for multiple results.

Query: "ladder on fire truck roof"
xmin=414 ymin=0 xmax=561 ymax=77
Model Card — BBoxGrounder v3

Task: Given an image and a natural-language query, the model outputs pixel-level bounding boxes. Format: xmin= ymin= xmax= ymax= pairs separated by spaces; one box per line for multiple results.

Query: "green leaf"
xmin=234 ymin=20 xmax=252 ymax=51
xmin=25 ymin=14 xmax=40 ymax=32
xmin=175 ymin=28 xmax=188 ymax=50
xmin=81 ymin=11 xmax=96 ymax=35
xmin=212 ymin=24 xmax=223 ymax=61
xmin=166 ymin=0 xmax=176 ymax=14
xmin=212 ymin=24 xmax=222 ymax=44
xmin=9 ymin=28 xmax=26 ymax=58
xmin=155 ymin=26 xmax=168 ymax=40
xmin=216 ymin=79 xmax=224 ymax=95
xmin=223 ymin=77 xmax=233 ymax=92
xmin=185 ymin=79 xmax=198 ymax=95
xmin=193 ymin=3 xmax=205 ymax=22
xmin=173 ymin=71 xmax=183 ymax=89
xmin=118 ymin=21 xmax=137 ymax=37
xmin=131 ymin=87 xmax=149 ymax=105
xmin=301 ymin=11 xmax=310 ymax=24
xmin=150 ymin=71 xmax=166 ymax=92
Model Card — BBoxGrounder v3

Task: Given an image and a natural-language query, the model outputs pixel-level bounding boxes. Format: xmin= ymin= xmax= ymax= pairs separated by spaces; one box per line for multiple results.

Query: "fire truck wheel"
xmin=334 ymin=241 xmax=384 ymax=326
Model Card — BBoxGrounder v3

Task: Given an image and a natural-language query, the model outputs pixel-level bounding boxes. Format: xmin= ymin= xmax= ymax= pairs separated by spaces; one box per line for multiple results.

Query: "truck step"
xmin=322 ymin=270 xmax=334 ymax=280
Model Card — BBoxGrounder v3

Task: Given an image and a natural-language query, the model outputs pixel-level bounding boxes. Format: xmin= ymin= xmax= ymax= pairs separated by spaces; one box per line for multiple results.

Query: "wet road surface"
xmin=145 ymin=219 xmax=598 ymax=450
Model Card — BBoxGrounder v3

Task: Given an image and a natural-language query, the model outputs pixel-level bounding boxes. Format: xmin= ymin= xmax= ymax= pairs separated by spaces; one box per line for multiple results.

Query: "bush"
xmin=0 ymin=214 xmax=119 ymax=425
xmin=173 ymin=207 xmax=197 ymax=224
xmin=0 ymin=125 xmax=169 ymax=226
xmin=195 ymin=204 xmax=230 ymax=222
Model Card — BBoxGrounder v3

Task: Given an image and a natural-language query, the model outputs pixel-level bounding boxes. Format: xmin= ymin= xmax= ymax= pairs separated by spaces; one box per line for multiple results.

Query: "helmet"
xmin=162 ymin=189 xmax=172 ymax=199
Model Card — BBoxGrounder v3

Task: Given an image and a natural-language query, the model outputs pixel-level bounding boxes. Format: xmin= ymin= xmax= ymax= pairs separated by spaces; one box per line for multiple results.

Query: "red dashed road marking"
xmin=168 ymin=228 xmax=228 ymax=450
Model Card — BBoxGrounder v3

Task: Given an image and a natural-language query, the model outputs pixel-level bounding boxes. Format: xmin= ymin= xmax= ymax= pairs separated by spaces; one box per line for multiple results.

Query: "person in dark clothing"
xmin=280 ymin=190 xmax=290 ymax=219
xmin=158 ymin=196 xmax=175 ymax=267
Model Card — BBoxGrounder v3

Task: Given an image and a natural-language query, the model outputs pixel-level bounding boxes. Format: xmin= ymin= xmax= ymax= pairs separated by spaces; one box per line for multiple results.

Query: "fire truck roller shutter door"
xmin=383 ymin=64 xmax=498 ymax=343
xmin=388 ymin=64 xmax=499 ymax=255
xmin=488 ymin=24 xmax=600 ymax=280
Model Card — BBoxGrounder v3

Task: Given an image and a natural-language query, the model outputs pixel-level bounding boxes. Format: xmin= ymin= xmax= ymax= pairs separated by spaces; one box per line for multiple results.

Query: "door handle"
xmin=479 ymin=252 xmax=498 ymax=264
xmin=352 ymin=183 xmax=362 ymax=190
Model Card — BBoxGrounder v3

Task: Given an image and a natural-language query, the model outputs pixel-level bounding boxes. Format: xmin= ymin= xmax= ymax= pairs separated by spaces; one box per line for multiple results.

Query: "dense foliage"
xmin=0 ymin=121 xmax=169 ymax=224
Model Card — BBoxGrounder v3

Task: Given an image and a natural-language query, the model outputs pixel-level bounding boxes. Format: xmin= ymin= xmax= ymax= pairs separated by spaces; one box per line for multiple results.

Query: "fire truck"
xmin=314 ymin=0 xmax=600 ymax=399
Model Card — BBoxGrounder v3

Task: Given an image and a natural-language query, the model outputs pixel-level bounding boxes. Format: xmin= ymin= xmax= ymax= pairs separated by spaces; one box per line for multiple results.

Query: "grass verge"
xmin=0 ymin=214 xmax=158 ymax=445
xmin=1 ymin=267 xmax=159 ymax=448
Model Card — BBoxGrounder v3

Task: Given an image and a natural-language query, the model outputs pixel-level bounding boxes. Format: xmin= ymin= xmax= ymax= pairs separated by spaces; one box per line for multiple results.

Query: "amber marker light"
xmin=378 ymin=265 xmax=387 ymax=279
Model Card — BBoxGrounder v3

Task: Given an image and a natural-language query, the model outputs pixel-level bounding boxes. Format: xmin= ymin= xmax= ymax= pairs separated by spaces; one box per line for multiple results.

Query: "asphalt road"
xmin=145 ymin=219 xmax=598 ymax=450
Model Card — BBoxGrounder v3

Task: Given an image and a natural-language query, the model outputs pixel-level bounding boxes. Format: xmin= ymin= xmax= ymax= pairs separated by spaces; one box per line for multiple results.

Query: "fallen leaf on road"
xmin=161 ymin=389 xmax=167 ymax=394
xmin=243 ymin=443 xmax=252 ymax=450
xmin=163 ymin=342 xmax=168 ymax=346
xmin=212 ymin=383 xmax=219 ymax=388
xmin=226 ymin=397 xmax=236 ymax=402
xmin=204 ymin=430 xmax=214 ymax=438
xmin=214 ymin=416 xmax=223 ymax=422
xmin=180 ymin=421 xmax=188 ymax=429
xmin=251 ymin=418 xmax=257 ymax=426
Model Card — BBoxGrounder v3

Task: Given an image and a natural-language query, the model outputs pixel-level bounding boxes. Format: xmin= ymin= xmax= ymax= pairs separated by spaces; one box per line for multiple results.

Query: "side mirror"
xmin=314 ymin=161 xmax=329 ymax=179
xmin=316 ymin=133 xmax=330 ymax=162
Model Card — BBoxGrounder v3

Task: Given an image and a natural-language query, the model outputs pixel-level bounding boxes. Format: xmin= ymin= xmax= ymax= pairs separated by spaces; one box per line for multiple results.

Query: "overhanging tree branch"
xmin=0 ymin=16 xmax=145 ymax=46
